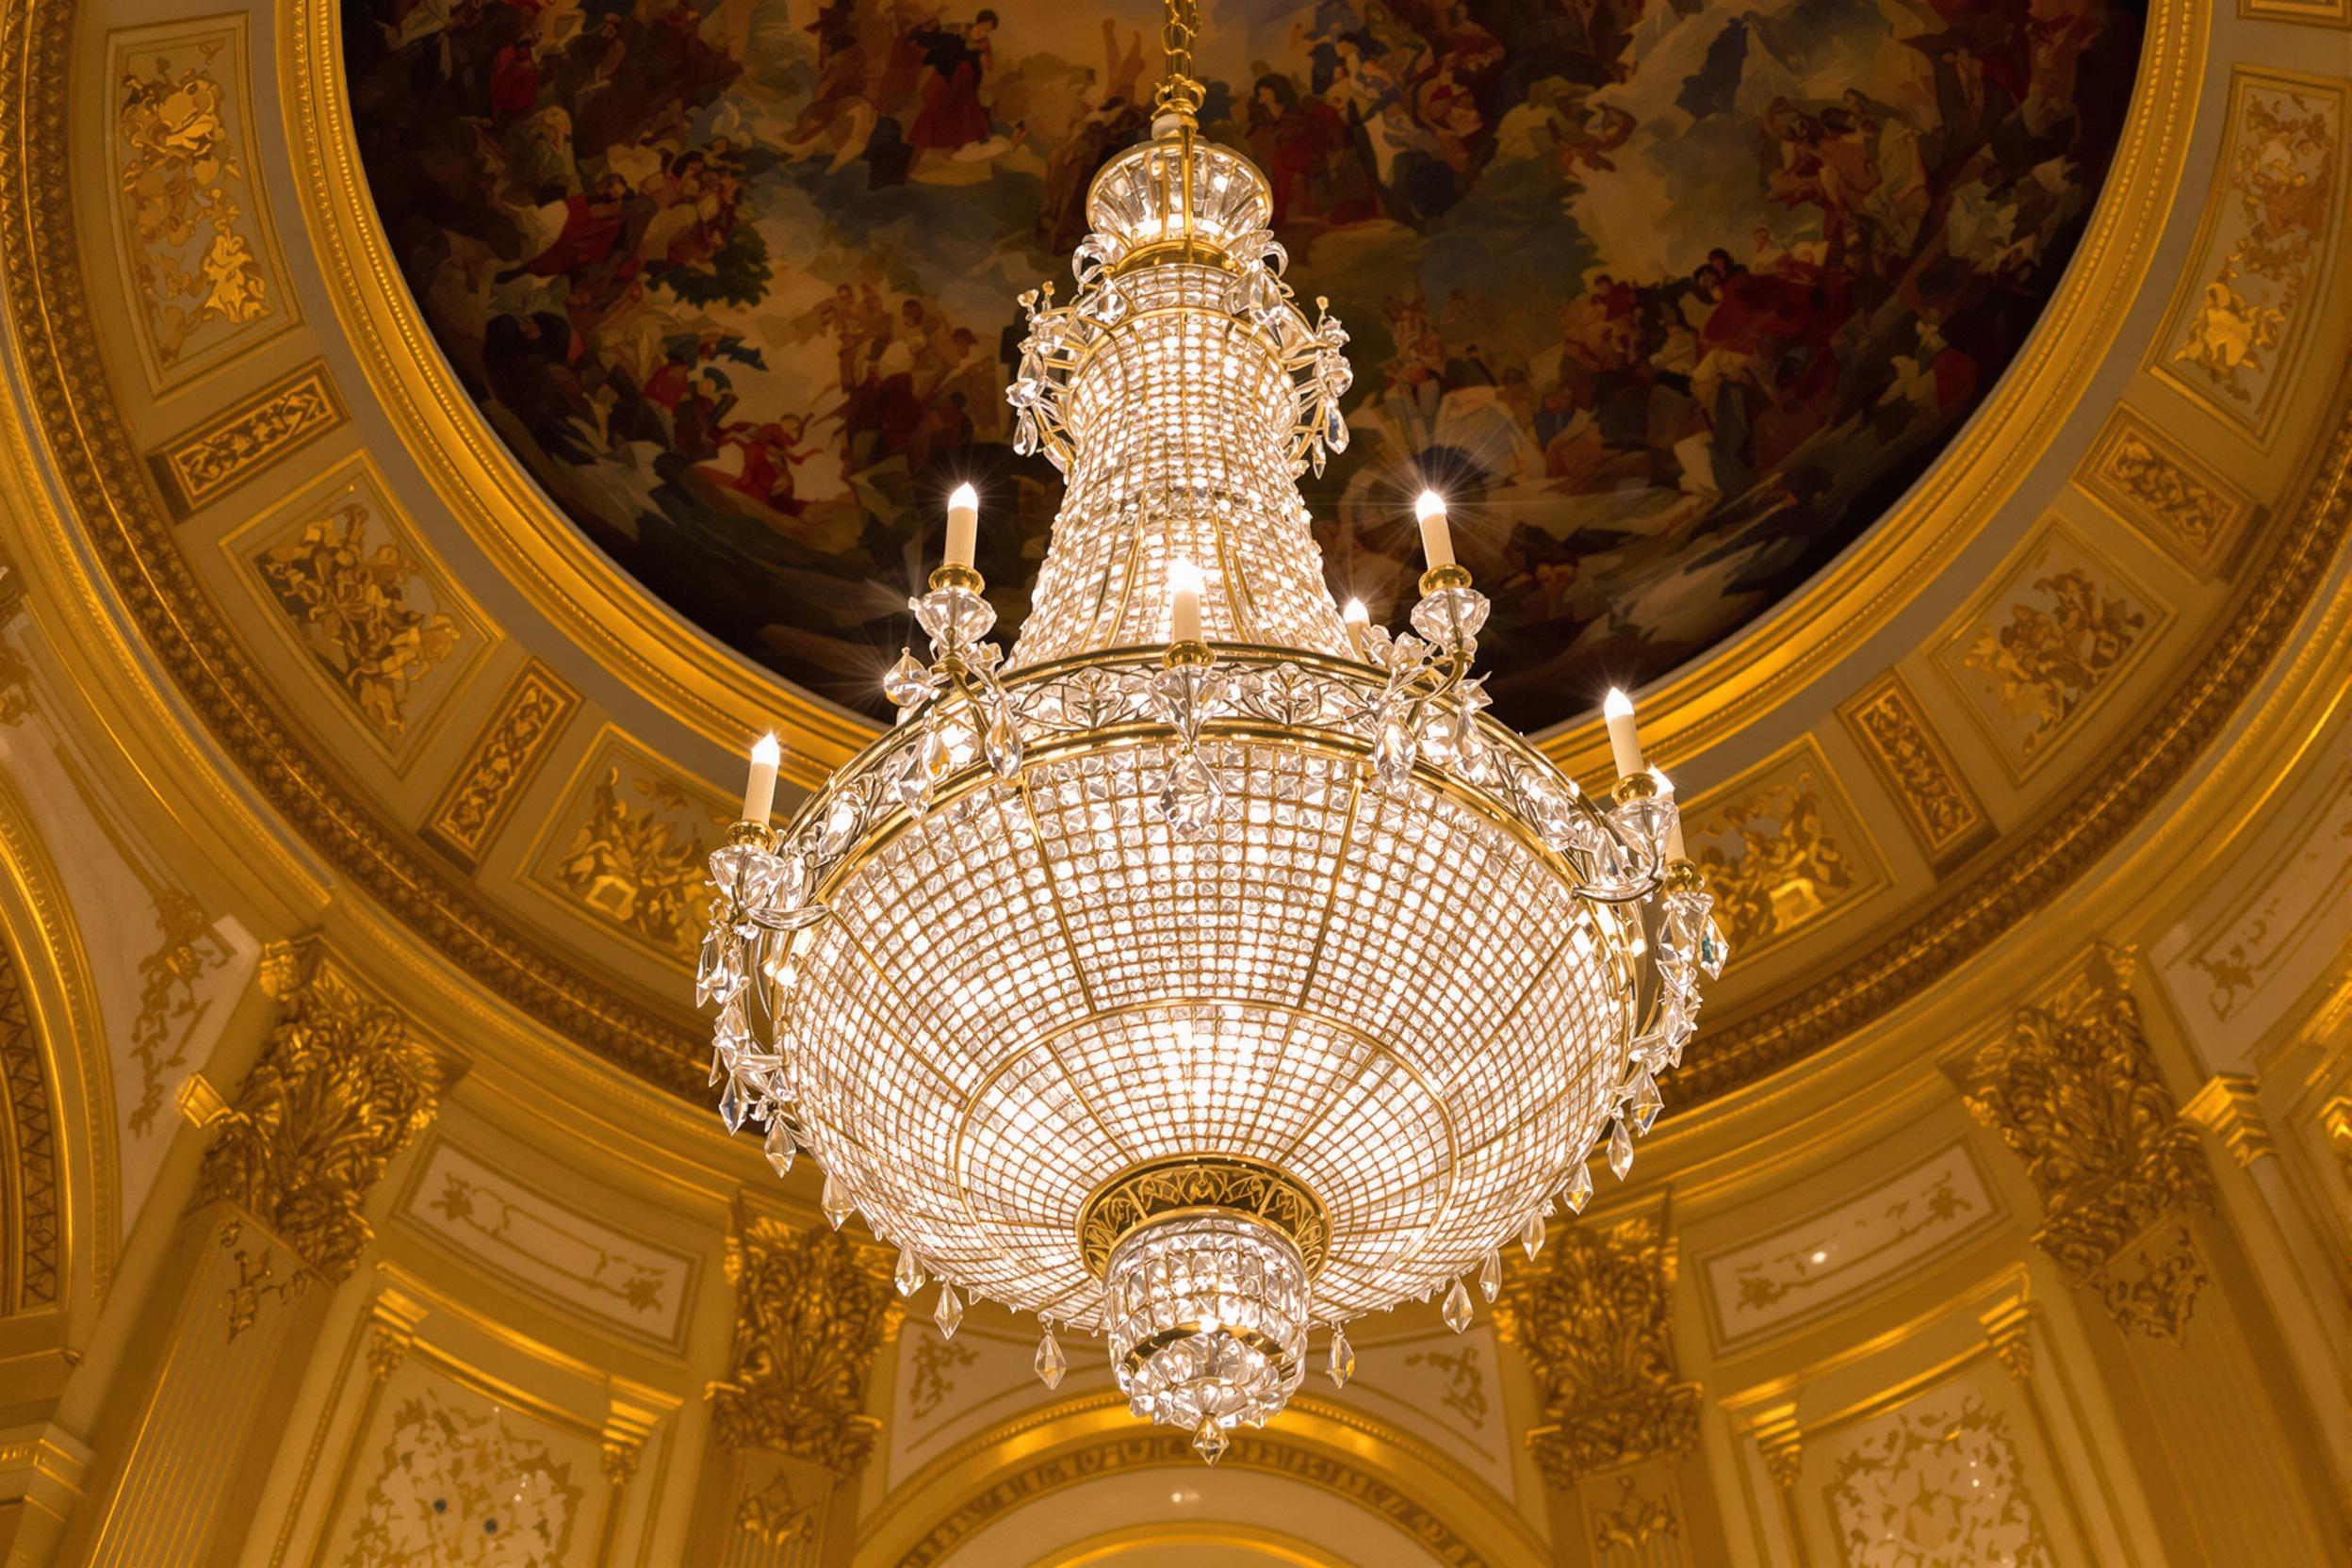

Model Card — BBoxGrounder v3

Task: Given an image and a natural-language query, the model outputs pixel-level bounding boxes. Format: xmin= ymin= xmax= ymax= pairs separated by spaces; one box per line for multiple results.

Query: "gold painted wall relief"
xmin=1838 ymin=672 xmax=1991 ymax=870
xmin=1495 ymin=1212 xmax=1701 ymax=1490
xmin=418 ymin=660 xmax=579 ymax=873
xmin=1932 ymin=521 xmax=2168 ymax=783
xmin=1697 ymin=1142 xmax=2001 ymax=1349
xmin=220 ymin=461 xmax=492 ymax=769
xmin=2156 ymin=72 xmax=2345 ymax=440
xmin=527 ymin=731 xmax=733 ymax=962
xmin=395 ymin=1136 xmax=696 ymax=1348
xmin=1821 ymin=1374 xmax=2059 ymax=1568
xmin=106 ymin=19 xmax=289 ymax=391
xmin=1680 ymin=738 xmax=1888 ymax=957
xmin=196 ymin=939 xmax=449 ymax=1300
xmin=1957 ymin=946 xmax=2216 ymax=1341
xmin=151 ymin=361 xmax=346 ymax=518
xmin=2077 ymin=407 xmax=2260 ymax=579
xmin=710 ymin=1217 xmax=899 ymax=1476
xmin=0 ymin=940 xmax=59 ymax=1313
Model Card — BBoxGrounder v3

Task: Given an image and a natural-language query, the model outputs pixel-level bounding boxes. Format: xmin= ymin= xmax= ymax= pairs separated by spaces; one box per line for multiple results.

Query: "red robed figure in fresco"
xmin=908 ymin=12 xmax=997 ymax=152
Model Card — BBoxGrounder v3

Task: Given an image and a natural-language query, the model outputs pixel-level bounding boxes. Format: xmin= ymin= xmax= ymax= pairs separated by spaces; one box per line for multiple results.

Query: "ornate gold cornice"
xmin=1957 ymin=945 xmax=2216 ymax=1340
xmin=1493 ymin=1213 xmax=1701 ymax=1488
xmin=708 ymin=1217 xmax=899 ymax=1475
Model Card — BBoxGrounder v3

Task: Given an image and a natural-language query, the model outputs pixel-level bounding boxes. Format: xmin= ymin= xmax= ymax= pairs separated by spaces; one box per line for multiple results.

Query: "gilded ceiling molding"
xmin=708 ymin=1217 xmax=899 ymax=1476
xmin=417 ymin=659 xmax=579 ymax=872
xmin=148 ymin=360 xmax=345 ymax=519
xmin=0 ymin=941 xmax=59 ymax=1314
xmin=1690 ymin=394 xmax=2352 ymax=1101
xmin=1493 ymin=1213 xmax=1702 ymax=1490
xmin=195 ymin=937 xmax=451 ymax=1297
xmin=1956 ymin=945 xmax=2217 ymax=1341
xmin=2180 ymin=1073 xmax=2279 ymax=1168
xmin=2077 ymin=405 xmax=2260 ymax=580
xmin=1838 ymin=670 xmax=1993 ymax=870
xmin=889 ymin=1424 xmax=1502 ymax=1568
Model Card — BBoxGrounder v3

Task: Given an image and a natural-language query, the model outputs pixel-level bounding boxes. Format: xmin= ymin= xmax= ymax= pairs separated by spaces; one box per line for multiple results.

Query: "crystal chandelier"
xmin=696 ymin=3 xmax=1726 ymax=1465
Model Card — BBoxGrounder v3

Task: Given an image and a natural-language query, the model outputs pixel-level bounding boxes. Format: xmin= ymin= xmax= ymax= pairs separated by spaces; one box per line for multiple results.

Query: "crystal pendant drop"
xmin=1521 ymin=1210 xmax=1546 ymax=1260
xmin=934 ymin=1281 xmax=963 ymax=1339
xmin=984 ymin=705 xmax=1023 ymax=778
xmin=1035 ymin=1322 xmax=1067 ymax=1389
xmin=717 ymin=1079 xmax=743 ymax=1134
xmin=1372 ymin=714 xmax=1414 ymax=786
xmin=1609 ymin=1118 xmax=1636 ymax=1181
xmin=762 ymin=1118 xmax=795 ymax=1176
xmin=1192 ymin=1416 xmax=1229 ymax=1465
xmin=1328 ymin=1324 xmax=1354 ymax=1389
xmin=883 ymin=648 xmax=931 ymax=708
xmin=894 ymin=1246 xmax=925 ymax=1298
xmin=1443 ymin=1276 xmax=1473 ymax=1332
xmin=821 ymin=1171 xmax=852 ymax=1230
xmin=1154 ymin=751 xmax=1223 ymax=837
xmin=1629 ymin=1070 xmax=1665 ymax=1135
xmin=1478 ymin=1249 xmax=1502 ymax=1302
xmin=1564 ymin=1161 xmax=1594 ymax=1214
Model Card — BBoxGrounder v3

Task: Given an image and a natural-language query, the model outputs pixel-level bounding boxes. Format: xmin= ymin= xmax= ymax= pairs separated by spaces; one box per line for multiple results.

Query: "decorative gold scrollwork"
xmin=1077 ymin=1154 xmax=1330 ymax=1280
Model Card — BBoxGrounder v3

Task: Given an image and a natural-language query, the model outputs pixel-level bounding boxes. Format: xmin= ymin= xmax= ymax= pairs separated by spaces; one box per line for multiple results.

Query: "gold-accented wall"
xmin=0 ymin=0 xmax=2345 ymax=1561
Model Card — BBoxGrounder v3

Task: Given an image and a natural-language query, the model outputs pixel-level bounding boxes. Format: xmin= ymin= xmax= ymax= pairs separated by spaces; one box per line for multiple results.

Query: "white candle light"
xmin=1342 ymin=597 xmax=1369 ymax=660
xmin=1169 ymin=560 xmax=1204 ymax=644
xmin=743 ymin=733 xmax=783 ymax=825
xmin=1415 ymin=490 xmax=1456 ymax=572
xmin=1603 ymin=689 xmax=1644 ymax=777
xmin=944 ymin=482 xmax=979 ymax=570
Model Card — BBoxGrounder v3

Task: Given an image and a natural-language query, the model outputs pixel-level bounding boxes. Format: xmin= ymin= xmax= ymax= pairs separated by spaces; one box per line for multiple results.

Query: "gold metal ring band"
xmin=1079 ymin=1154 xmax=1331 ymax=1279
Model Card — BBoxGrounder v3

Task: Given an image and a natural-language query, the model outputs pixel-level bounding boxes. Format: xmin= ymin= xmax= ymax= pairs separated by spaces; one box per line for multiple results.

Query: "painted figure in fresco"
xmin=343 ymin=0 xmax=2146 ymax=723
xmin=908 ymin=10 xmax=998 ymax=153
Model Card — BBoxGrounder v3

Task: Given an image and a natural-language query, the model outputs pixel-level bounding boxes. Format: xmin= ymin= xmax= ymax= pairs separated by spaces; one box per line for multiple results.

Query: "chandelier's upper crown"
xmin=1005 ymin=122 xmax=1357 ymax=668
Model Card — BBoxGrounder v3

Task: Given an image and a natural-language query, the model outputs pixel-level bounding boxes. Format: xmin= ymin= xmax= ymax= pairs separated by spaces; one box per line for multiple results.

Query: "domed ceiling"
xmin=344 ymin=0 xmax=2145 ymax=728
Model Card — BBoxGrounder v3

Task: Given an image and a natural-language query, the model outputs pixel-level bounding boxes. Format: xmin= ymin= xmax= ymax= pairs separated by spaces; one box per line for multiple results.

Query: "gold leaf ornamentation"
xmin=254 ymin=501 xmax=461 ymax=743
xmin=1840 ymin=673 xmax=1988 ymax=866
xmin=1960 ymin=568 xmax=2148 ymax=759
xmin=1494 ymin=1215 xmax=1701 ymax=1488
xmin=0 ymin=945 xmax=60 ymax=1311
xmin=1078 ymin=1154 xmax=1330 ymax=1279
xmin=1690 ymin=770 xmax=1864 ymax=951
xmin=420 ymin=661 xmax=578 ymax=870
xmin=708 ymin=1220 xmax=899 ymax=1474
xmin=1824 ymin=1385 xmax=2057 ymax=1568
xmin=1959 ymin=946 xmax=2215 ymax=1340
xmin=126 ymin=886 xmax=234 ymax=1135
xmin=547 ymin=760 xmax=727 ymax=958
xmin=736 ymin=1473 xmax=817 ymax=1547
xmin=2162 ymin=80 xmax=2341 ymax=430
xmin=114 ymin=35 xmax=274 ymax=369
xmin=196 ymin=939 xmax=448 ymax=1290
xmin=2082 ymin=416 xmax=2251 ymax=576
xmin=152 ymin=362 xmax=345 ymax=516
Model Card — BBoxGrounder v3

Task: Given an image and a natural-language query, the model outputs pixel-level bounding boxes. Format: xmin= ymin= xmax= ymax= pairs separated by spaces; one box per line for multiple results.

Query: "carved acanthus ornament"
xmin=1959 ymin=946 xmax=2214 ymax=1340
xmin=1494 ymin=1215 xmax=1701 ymax=1488
xmin=195 ymin=939 xmax=449 ymax=1288
xmin=709 ymin=1218 xmax=899 ymax=1475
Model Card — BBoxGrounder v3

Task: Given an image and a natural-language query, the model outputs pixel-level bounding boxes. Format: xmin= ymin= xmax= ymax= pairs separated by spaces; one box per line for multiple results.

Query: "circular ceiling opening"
xmin=344 ymin=0 xmax=2145 ymax=729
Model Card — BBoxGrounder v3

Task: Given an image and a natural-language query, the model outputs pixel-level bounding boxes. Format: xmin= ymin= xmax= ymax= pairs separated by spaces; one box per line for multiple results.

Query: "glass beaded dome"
xmin=697 ymin=55 xmax=1728 ymax=1463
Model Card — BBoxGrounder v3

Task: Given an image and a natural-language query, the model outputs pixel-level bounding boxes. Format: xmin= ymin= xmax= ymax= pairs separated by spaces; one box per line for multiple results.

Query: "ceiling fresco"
xmin=343 ymin=0 xmax=2146 ymax=728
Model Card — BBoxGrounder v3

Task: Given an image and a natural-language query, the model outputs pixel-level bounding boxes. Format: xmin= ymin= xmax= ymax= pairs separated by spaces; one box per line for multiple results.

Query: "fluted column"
xmin=1495 ymin=1210 xmax=1727 ymax=1568
xmin=65 ymin=938 xmax=450 ymax=1568
xmin=688 ymin=1212 xmax=900 ymax=1567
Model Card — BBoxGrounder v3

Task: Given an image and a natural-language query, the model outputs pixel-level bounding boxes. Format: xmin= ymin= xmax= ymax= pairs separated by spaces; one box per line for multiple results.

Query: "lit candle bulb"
xmin=742 ymin=732 xmax=782 ymax=825
xmin=1603 ymin=688 xmax=1644 ymax=777
xmin=1342 ymin=597 xmax=1370 ymax=660
xmin=944 ymin=482 xmax=979 ymax=570
xmin=1415 ymin=490 xmax=1456 ymax=572
xmin=1169 ymin=560 xmax=1204 ymax=644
